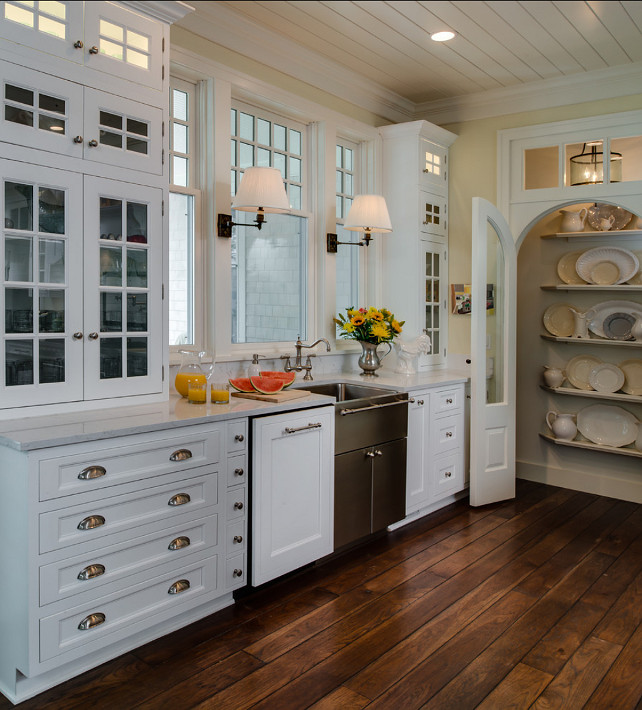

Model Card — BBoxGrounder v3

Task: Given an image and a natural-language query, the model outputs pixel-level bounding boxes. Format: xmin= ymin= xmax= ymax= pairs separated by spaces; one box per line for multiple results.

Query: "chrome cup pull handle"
xmin=77 ymin=515 xmax=105 ymax=530
xmin=168 ymin=579 xmax=190 ymax=595
xmin=168 ymin=536 xmax=191 ymax=551
xmin=77 ymin=563 xmax=106 ymax=581
xmin=170 ymin=448 xmax=192 ymax=462
xmin=78 ymin=465 xmax=106 ymax=480
xmin=168 ymin=493 xmax=191 ymax=507
xmin=78 ymin=612 xmax=105 ymax=630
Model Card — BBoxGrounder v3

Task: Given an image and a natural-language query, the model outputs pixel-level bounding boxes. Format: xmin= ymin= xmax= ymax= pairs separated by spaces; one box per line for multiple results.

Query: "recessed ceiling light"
xmin=431 ymin=31 xmax=455 ymax=42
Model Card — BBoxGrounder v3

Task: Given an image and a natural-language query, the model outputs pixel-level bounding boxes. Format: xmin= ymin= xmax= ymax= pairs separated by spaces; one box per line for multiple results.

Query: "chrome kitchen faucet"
xmin=281 ymin=337 xmax=331 ymax=380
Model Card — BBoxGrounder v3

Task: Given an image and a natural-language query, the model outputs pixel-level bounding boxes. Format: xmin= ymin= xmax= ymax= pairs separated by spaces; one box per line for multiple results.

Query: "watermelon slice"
xmin=259 ymin=371 xmax=296 ymax=388
xmin=229 ymin=377 xmax=254 ymax=393
xmin=250 ymin=375 xmax=284 ymax=394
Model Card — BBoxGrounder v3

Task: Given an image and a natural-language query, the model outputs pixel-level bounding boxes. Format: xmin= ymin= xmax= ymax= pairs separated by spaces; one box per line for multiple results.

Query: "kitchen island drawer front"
xmin=431 ymin=413 xmax=463 ymax=455
xmin=40 ymin=472 xmax=219 ymax=553
xmin=432 ymin=386 xmax=464 ymax=416
xmin=40 ymin=514 xmax=218 ymax=606
xmin=226 ymin=520 xmax=246 ymax=556
xmin=226 ymin=488 xmax=246 ymax=522
xmin=430 ymin=453 xmax=463 ymax=500
xmin=226 ymin=420 xmax=247 ymax=454
xmin=226 ymin=455 xmax=247 ymax=487
xmin=39 ymin=556 xmax=217 ymax=663
xmin=39 ymin=427 xmax=222 ymax=500
xmin=226 ymin=554 xmax=246 ymax=590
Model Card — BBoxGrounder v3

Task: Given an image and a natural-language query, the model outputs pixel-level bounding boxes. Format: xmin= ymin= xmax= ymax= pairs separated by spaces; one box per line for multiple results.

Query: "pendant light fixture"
xmin=569 ymin=141 xmax=622 ymax=186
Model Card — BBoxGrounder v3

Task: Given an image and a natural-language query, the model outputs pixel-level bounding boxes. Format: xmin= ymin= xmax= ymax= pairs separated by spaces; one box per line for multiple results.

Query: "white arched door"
xmin=470 ymin=198 xmax=517 ymax=506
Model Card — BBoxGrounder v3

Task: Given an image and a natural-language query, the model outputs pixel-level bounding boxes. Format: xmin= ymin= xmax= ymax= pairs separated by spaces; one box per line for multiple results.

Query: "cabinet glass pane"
xmin=5 ymin=104 xmax=34 ymax=126
xmin=38 ymin=187 xmax=64 ymax=234
xmin=127 ymin=293 xmax=147 ymax=331
xmin=100 ymin=292 xmax=122 ymax=331
xmin=100 ymin=338 xmax=122 ymax=379
xmin=39 ymin=93 xmax=65 ymax=114
xmin=100 ymin=198 xmax=122 ymax=240
xmin=127 ymin=30 xmax=149 ymax=53
xmin=39 ymin=238 xmax=65 ymax=283
xmin=100 ymin=111 xmax=122 ymax=130
xmin=426 ymin=253 xmax=432 ymax=277
xmin=100 ymin=19 xmax=123 ymax=42
xmin=127 ymin=118 xmax=148 ymax=137
xmin=611 ymin=137 xmax=642 ymax=182
xmin=100 ymin=38 xmax=124 ymax=61
xmin=5 ymin=84 xmax=34 ymax=107
xmin=127 ymin=202 xmax=147 ymax=243
xmin=127 ymin=337 xmax=147 ymax=377
xmin=5 ymin=288 xmax=33 ymax=332
xmin=39 ymin=289 xmax=64 ymax=332
xmin=5 ymin=339 xmax=33 ymax=386
xmin=126 ymin=49 xmax=148 ymax=70
xmin=38 ymin=15 xmax=65 ymax=38
xmin=100 ymin=246 xmax=122 ymax=286
xmin=126 ymin=136 xmax=147 ymax=154
xmin=40 ymin=2 xmax=66 ymax=20
xmin=38 ymin=114 xmax=65 ymax=134
xmin=5 ymin=181 xmax=33 ymax=231
xmin=39 ymin=338 xmax=64 ymax=383
xmin=4 ymin=3 xmax=35 ymax=28
xmin=5 ymin=236 xmax=32 ymax=281
xmin=126 ymin=248 xmax=147 ymax=287
xmin=100 ymin=130 xmax=122 ymax=148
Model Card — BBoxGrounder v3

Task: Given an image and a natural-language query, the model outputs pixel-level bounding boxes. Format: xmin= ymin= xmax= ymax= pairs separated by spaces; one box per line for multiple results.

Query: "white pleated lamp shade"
xmin=232 ymin=167 xmax=291 ymax=214
xmin=344 ymin=194 xmax=392 ymax=233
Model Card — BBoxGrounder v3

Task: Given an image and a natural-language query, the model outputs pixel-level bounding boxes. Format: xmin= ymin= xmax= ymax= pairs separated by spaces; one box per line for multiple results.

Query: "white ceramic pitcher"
xmin=546 ymin=411 xmax=577 ymax=441
xmin=559 ymin=208 xmax=587 ymax=233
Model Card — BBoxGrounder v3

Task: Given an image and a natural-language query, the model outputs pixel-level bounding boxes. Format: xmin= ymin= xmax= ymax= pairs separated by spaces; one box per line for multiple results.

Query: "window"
xmin=230 ymin=102 xmax=308 ymax=344
xmin=168 ymin=77 xmax=200 ymax=347
xmin=335 ymin=138 xmax=361 ymax=317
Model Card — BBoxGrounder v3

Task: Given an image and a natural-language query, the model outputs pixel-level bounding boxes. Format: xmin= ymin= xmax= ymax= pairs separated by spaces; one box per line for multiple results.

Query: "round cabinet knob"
xmin=233 ymin=568 xmax=243 ymax=578
xmin=88 ymin=139 xmax=98 ymax=147
xmin=233 ymin=501 xmax=244 ymax=510
xmin=234 ymin=468 xmax=244 ymax=476
xmin=418 ymin=399 xmax=424 ymax=406
xmin=446 ymin=398 xmax=453 ymax=404
xmin=234 ymin=434 xmax=245 ymax=442
xmin=89 ymin=45 xmax=99 ymax=54
xmin=73 ymin=136 xmax=83 ymax=144
xmin=365 ymin=451 xmax=375 ymax=458
xmin=446 ymin=431 xmax=453 ymax=438
xmin=73 ymin=40 xmax=84 ymax=49
xmin=233 ymin=535 xmax=243 ymax=544
xmin=88 ymin=332 xmax=99 ymax=340
xmin=72 ymin=331 xmax=84 ymax=340
xmin=444 ymin=471 xmax=452 ymax=478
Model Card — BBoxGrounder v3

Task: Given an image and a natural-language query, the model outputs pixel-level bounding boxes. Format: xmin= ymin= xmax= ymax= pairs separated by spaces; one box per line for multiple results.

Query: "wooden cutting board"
xmin=231 ymin=389 xmax=312 ymax=403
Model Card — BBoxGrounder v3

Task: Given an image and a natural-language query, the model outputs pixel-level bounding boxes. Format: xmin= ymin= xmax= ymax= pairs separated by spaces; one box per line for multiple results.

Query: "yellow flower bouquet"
xmin=333 ymin=307 xmax=404 ymax=344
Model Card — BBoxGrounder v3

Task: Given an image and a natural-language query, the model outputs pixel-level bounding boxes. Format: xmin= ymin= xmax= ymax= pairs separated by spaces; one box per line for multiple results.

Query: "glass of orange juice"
xmin=187 ymin=381 xmax=207 ymax=404
xmin=211 ymin=382 xmax=230 ymax=404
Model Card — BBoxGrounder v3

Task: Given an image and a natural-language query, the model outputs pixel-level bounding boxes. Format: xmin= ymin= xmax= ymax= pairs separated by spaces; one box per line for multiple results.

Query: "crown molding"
xmin=174 ymin=3 xmax=415 ymax=124
xmin=120 ymin=1 xmax=195 ymax=24
xmin=414 ymin=62 xmax=642 ymax=125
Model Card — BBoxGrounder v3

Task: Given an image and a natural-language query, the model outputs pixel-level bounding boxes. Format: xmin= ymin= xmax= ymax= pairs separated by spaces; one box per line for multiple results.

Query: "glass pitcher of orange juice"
xmin=174 ymin=350 xmax=206 ymax=397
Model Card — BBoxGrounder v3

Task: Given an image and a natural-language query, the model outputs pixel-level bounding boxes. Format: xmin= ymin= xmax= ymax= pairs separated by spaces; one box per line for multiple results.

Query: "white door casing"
xmin=470 ymin=198 xmax=517 ymax=506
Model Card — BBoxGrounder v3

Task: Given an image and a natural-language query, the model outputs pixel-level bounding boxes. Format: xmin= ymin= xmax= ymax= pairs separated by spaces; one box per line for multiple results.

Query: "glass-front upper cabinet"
xmin=83 ymin=175 xmax=162 ymax=399
xmin=1 ymin=158 xmax=83 ymax=408
xmin=419 ymin=239 xmax=447 ymax=369
xmin=418 ymin=137 xmax=448 ymax=189
xmin=419 ymin=191 xmax=447 ymax=240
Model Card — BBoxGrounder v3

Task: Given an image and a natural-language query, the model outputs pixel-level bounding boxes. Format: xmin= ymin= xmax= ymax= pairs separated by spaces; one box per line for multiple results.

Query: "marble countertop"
xmin=0 ymin=368 xmax=469 ymax=451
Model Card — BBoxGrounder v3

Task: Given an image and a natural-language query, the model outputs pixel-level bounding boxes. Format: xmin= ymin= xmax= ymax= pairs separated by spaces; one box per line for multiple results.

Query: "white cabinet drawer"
xmin=226 ymin=487 xmax=246 ymax=522
xmin=227 ymin=420 xmax=247 ymax=454
xmin=40 ymin=471 xmax=219 ymax=553
xmin=39 ymin=556 xmax=218 ymax=663
xmin=226 ymin=520 xmax=246 ymax=556
xmin=226 ymin=455 xmax=247 ymax=487
xmin=40 ymin=514 xmax=218 ymax=606
xmin=38 ymin=426 xmax=222 ymax=501
xmin=430 ymin=453 xmax=463 ymax=501
xmin=431 ymin=413 xmax=463 ymax=455
xmin=432 ymin=386 xmax=463 ymax=416
xmin=226 ymin=554 xmax=245 ymax=590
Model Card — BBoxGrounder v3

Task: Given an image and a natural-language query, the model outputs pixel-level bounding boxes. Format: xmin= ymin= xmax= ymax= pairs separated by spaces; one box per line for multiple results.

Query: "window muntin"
xmin=230 ymin=102 xmax=308 ymax=344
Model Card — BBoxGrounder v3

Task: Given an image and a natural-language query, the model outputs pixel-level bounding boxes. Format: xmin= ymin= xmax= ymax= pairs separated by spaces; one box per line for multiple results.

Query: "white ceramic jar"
xmin=546 ymin=411 xmax=577 ymax=440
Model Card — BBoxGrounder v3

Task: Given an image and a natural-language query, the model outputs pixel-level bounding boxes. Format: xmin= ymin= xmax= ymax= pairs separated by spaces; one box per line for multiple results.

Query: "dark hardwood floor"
xmin=5 ymin=480 xmax=642 ymax=709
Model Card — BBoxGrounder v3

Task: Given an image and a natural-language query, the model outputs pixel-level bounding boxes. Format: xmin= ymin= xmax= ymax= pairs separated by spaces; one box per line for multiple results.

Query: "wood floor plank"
xmin=531 ymin=636 xmax=622 ymax=709
xmin=593 ymin=566 xmax=642 ymax=645
xmin=308 ymin=686 xmax=371 ymax=709
xmin=475 ymin=662 xmax=553 ymax=709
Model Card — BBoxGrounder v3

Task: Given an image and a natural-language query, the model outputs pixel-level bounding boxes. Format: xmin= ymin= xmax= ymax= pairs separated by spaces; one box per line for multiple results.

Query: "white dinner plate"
xmin=603 ymin=312 xmax=635 ymax=340
xmin=543 ymin=303 xmax=575 ymax=337
xmin=575 ymin=247 xmax=639 ymax=285
xmin=557 ymin=251 xmax=588 ymax=285
xmin=566 ymin=355 xmax=602 ymax=390
xmin=588 ymin=301 xmax=642 ymax=339
xmin=577 ymin=404 xmax=639 ymax=447
xmin=619 ymin=359 xmax=642 ymax=396
xmin=588 ymin=363 xmax=625 ymax=393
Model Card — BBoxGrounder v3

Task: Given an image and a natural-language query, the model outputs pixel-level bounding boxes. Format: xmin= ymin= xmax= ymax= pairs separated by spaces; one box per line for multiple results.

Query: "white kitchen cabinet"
xmin=0 ymin=418 xmax=246 ymax=705
xmin=251 ymin=406 xmax=334 ymax=586
xmin=406 ymin=383 xmax=466 ymax=515
xmin=381 ymin=120 xmax=456 ymax=369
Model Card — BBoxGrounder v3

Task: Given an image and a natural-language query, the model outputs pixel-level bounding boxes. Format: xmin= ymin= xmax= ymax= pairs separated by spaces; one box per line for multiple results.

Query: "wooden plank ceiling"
xmin=177 ymin=1 xmax=642 ymax=105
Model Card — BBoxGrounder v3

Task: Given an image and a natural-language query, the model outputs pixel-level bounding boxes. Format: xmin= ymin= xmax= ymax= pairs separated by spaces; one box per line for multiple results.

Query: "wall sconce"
xmin=218 ymin=166 xmax=290 ymax=238
xmin=327 ymin=194 xmax=392 ymax=252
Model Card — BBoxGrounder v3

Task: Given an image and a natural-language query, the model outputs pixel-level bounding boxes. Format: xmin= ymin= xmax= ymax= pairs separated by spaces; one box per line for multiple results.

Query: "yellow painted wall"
xmin=443 ymin=94 xmax=642 ymax=355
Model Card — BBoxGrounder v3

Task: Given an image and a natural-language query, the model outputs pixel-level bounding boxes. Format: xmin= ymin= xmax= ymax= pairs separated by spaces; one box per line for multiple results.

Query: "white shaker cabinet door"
xmin=251 ymin=406 xmax=334 ymax=586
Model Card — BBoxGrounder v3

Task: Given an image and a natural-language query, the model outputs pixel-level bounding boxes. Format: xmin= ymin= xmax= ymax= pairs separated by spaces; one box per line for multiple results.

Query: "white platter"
xmin=588 ymin=300 xmax=642 ymax=339
xmin=577 ymin=404 xmax=638 ymax=447
xmin=575 ymin=247 xmax=639 ymax=285
xmin=557 ymin=251 xmax=588 ymax=285
xmin=619 ymin=359 xmax=642 ymax=396
xmin=542 ymin=303 xmax=575 ymax=337
xmin=587 ymin=204 xmax=633 ymax=231
xmin=566 ymin=355 xmax=602 ymax=390
xmin=588 ymin=363 xmax=625 ymax=393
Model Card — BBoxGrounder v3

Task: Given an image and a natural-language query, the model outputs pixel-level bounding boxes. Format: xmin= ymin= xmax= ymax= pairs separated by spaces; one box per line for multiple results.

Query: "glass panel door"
xmin=1 ymin=158 xmax=83 ymax=408
xmin=83 ymin=176 xmax=161 ymax=399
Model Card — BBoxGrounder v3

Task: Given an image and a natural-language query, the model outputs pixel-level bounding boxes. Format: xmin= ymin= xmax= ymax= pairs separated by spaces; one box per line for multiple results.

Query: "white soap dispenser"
xmin=248 ymin=354 xmax=263 ymax=378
